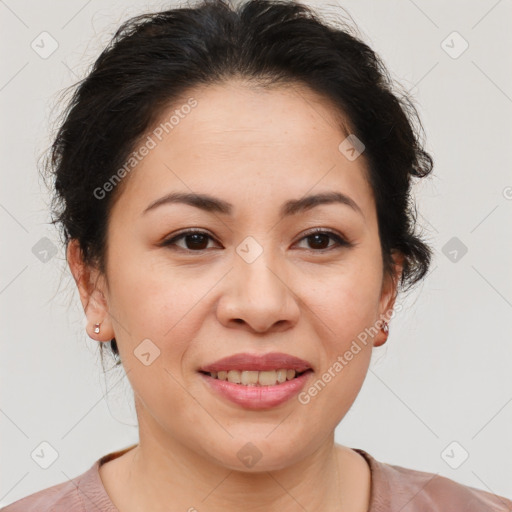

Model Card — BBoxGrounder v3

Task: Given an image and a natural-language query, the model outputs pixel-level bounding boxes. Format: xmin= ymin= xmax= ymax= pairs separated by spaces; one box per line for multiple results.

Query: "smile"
xmin=198 ymin=352 xmax=314 ymax=409
xmin=201 ymin=369 xmax=310 ymax=386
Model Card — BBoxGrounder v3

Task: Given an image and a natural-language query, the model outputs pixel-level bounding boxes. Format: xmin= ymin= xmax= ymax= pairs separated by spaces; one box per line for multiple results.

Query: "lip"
xmin=198 ymin=352 xmax=313 ymax=373
xmin=198 ymin=352 xmax=313 ymax=410
xmin=199 ymin=370 xmax=313 ymax=410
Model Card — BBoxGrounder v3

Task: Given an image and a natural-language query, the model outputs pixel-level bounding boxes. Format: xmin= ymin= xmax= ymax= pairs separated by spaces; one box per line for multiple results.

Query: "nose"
xmin=216 ymin=250 xmax=300 ymax=334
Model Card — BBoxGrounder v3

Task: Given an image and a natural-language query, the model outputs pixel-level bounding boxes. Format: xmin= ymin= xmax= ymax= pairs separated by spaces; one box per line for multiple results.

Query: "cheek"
xmin=106 ymin=247 xmax=209 ymax=341
xmin=300 ymin=259 xmax=383 ymax=344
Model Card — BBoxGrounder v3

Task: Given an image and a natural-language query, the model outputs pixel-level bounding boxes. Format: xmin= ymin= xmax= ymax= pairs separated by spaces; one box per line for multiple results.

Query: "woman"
xmin=2 ymin=0 xmax=510 ymax=510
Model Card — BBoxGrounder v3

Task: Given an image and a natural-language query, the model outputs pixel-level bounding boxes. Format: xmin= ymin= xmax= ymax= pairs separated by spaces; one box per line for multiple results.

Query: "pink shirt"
xmin=2 ymin=446 xmax=511 ymax=511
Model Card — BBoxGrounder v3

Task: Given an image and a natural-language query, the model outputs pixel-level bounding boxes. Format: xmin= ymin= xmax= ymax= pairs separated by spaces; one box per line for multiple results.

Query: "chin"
xmin=202 ymin=436 xmax=312 ymax=473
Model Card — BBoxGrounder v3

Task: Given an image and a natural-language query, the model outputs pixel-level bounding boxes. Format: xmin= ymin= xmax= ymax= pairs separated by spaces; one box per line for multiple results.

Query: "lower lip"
xmin=199 ymin=371 xmax=313 ymax=410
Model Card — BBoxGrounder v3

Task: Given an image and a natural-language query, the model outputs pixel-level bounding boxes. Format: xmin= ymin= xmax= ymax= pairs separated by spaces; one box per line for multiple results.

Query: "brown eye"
xmin=162 ymin=230 xmax=217 ymax=251
xmin=296 ymin=229 xmax=352 ymax=252
xmin=306 ymin=233 xmax=332 ymax=250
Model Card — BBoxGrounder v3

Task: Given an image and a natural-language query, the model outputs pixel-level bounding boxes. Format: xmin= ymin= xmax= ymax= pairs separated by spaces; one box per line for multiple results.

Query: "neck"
xmin=110 ymin=432 xmax=370 ymax=512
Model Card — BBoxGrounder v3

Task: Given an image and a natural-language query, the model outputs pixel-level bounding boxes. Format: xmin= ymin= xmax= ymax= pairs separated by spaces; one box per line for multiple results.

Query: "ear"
xmin=66 ymin=239 xmax=114 ymax=342
xmin=373 ymin=250 xmax=404 ymax=347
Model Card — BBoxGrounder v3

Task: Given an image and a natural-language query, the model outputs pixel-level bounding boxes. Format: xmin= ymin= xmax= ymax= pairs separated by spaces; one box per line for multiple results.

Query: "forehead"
xmin=111 ymin=81 xmax=375 ymax=222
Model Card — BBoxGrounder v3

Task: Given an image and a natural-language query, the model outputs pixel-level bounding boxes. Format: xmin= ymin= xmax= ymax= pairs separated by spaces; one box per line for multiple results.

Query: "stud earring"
xmin=94 ymin=323 xmax=101 ymax=334
xmin=382 ymin=321 xmax=389 ymax=334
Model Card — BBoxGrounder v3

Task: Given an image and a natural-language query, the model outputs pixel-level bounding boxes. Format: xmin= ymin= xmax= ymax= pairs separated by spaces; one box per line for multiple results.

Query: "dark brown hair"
xmin=42 ymin=0 xmax=434 ymax=367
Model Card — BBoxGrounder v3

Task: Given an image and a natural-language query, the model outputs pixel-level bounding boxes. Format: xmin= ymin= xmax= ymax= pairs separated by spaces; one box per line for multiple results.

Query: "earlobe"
xmin=373 ymin=321 xmax=389 ymax=347
xmin=86 ymin=316 xmax=114 ymax=342
xmin=67 ymin=240 xmax=113 ymax=341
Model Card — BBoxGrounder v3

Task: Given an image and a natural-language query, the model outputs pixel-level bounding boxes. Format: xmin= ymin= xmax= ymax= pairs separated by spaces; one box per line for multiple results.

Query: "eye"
xmin=161 ymin=229 xmax=219 ymax=251
xmin=160 ymin=228 xmax=353 ymax=253
xmin=295 ymin=228 xmax=352 ymax=251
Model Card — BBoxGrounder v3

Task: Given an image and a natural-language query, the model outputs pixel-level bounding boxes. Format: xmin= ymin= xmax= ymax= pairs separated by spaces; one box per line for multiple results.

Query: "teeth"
xmin=208 ymin=368 xmax=303 ymax=386
xmin=276 ymin=369 xmax=287 ymax=383
xmin=240 ymin=370 xmax=258 ymax=385
xmin=227 ymin=370 xmax=241 ymax=384
xmin=258 ymin=370 xmax=279 ymax=386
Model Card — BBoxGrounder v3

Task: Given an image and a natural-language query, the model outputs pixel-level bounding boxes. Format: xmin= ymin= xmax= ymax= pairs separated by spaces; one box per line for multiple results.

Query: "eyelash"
xmin=160 ymin=227 xmax=353 ymax=253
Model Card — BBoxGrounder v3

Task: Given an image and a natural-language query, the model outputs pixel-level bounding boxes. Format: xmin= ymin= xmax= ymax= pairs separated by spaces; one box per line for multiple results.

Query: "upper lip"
xmin=199 ymin=352 xmax=313 ymax=373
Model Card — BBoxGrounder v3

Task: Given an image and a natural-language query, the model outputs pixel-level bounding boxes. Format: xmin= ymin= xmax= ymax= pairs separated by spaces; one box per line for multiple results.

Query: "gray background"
xmin=1 ymin=0 xmax=511 ymax=506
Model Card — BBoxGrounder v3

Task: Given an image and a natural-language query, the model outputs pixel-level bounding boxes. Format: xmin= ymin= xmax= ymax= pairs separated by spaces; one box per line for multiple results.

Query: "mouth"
xmin=198 ymin=368 xmax=313 ymax=386
xmin=197 ymin=352 xmax=314 ymax=410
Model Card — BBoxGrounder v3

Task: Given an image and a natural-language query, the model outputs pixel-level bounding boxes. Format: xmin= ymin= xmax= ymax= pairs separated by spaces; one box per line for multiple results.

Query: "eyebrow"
xmin=142 ymin=191 xmax=364 ymax=219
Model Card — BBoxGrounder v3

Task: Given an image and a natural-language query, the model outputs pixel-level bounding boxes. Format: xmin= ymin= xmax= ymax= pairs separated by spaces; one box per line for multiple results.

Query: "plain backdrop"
xmin=1 ymin=0 xmax=511 ymax=506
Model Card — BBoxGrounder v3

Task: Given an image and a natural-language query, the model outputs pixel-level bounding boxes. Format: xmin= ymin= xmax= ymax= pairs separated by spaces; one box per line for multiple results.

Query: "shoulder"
xmin=354 ymin=448 xmax=512 ymax=512
xmin=0 ymin=460 xmax=112 ymax=512
xmin=0 ymin=476 xmax=85 ymax=512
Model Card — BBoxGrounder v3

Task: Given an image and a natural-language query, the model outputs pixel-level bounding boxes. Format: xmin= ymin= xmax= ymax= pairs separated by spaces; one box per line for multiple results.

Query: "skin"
xmin=68 ymin=80 xmax=403 ymax=512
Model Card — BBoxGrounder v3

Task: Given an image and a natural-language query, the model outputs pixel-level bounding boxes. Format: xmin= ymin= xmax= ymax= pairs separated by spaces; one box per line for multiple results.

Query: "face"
xmin=70 ymin=80 xmax=401 ymax=471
